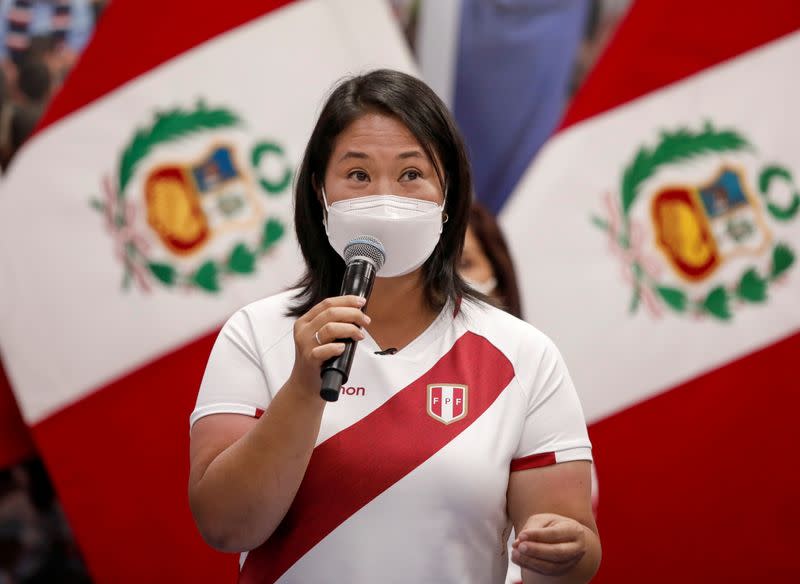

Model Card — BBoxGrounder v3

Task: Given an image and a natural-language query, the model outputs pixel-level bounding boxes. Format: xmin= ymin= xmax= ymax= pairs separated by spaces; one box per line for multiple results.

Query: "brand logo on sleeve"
xmin=426 ymin=384 xmax=468 ymax=425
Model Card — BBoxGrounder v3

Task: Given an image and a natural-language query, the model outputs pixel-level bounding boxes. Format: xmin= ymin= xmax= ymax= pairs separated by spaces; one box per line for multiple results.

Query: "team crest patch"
xmin=591 ymin=122 xmax=798 ymax=320
xmin=89 ymin=102 xmax=292 ymax=293
xmin=427 ymin=384 xmax=468 ymax=425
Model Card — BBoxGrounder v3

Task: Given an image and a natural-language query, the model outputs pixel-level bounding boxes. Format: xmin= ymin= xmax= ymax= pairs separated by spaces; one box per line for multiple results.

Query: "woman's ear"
xmin=312 ymin=174 xmax=328 ymax=223
xmin=312 ymin=174 xmax=322 ymax=204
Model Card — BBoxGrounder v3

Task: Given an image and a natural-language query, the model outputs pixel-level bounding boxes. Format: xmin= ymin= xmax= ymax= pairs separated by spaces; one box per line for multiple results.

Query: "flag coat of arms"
xmin=500 ymin=1 xmax=800 ymax=582
xmin=0 ymin=1 xmax=415 ymax=582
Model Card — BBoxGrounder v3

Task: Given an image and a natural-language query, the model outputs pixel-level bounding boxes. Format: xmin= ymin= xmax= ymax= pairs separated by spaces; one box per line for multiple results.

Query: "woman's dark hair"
xmin=468 ymin=203 xmax=523 ymax=319
xmin=287 ymin=69 xmax=480 ymax=317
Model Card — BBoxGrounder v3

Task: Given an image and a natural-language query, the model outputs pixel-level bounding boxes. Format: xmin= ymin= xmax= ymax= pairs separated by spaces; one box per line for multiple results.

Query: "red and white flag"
xmin=0 ymin=1 xmax=414 ymax=581
xmin=501 ymin=1 xmax=800 ymax=582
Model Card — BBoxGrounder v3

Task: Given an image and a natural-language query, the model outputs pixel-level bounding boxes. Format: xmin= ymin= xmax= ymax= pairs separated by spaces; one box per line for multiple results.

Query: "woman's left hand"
xmin=511 ymin=513 xmax=587 ymax=577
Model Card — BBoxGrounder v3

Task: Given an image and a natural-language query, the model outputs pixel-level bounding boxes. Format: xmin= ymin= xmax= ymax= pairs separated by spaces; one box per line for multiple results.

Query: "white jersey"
xmin=191 ymin=290 xmax=592 ymax=584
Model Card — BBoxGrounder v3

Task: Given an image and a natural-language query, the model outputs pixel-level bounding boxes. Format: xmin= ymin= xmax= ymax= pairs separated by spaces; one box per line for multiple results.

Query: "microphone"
xmin=320 ymin=236 xmax=386 ymax=402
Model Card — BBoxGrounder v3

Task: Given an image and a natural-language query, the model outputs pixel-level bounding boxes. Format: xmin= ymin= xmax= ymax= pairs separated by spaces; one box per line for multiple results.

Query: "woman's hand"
xmin=511 ymin=513 xmax=588 ymax=577
xmin=289 ymin=295 xmax=370 ymax=393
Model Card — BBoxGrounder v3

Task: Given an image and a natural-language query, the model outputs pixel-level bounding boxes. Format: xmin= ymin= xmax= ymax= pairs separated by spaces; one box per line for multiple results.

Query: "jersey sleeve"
xmin=511 ymin=336 xmax=592 ymax=472
xmin=189 ymin=309 xmax=271 ymax=429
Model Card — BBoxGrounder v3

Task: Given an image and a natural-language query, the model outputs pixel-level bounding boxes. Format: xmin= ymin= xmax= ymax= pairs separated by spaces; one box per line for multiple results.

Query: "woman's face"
xmin=460 ymin=226 xmax=495 ymax=286
xmin=322 ymin=113 xmax=444 ymax=205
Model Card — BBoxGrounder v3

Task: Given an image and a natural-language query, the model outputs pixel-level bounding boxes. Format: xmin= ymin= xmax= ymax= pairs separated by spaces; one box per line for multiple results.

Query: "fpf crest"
xmin=427 ymin=384 xmax=468 ymax=425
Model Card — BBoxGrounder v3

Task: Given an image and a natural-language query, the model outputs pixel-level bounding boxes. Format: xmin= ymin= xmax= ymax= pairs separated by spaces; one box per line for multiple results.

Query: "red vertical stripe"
xmin=240 ymin=332 xmax=514 ymax=583
xmin=453 ymin=386 xmax=465 ymax=418
xmin=431 ymin=386 xmax=442 ymax=418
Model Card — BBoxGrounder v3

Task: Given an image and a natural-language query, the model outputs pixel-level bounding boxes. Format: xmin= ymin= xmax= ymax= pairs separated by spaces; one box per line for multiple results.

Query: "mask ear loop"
xmin=320 ymin=185 xmax=331 ymax=234
xmin=441 ymin=182 xmax=449 ymax=229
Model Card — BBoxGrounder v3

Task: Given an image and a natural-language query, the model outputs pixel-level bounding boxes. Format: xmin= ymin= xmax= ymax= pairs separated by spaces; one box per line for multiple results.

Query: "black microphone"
xmin=320 ymin=236 xmax=386 ymax=402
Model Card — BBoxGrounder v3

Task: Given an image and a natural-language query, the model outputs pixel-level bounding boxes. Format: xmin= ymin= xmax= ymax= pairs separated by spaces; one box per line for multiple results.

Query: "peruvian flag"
xmin=501 ymin=1 xmax=800 ymax=582
xmin=0 ymin=1 xmax=414 ymax=582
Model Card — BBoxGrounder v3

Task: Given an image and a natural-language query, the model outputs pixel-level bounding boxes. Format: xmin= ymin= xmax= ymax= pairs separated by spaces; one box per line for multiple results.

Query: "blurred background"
xmin=0 ymin=1 xmax=798 ymax=582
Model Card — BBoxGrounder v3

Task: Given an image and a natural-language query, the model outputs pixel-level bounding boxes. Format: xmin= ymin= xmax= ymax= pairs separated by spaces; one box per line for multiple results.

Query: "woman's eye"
xmin=401 ymin=169 xmax=421 ymax=181
xmin=348 ymin=170 xmax=369 ymax=182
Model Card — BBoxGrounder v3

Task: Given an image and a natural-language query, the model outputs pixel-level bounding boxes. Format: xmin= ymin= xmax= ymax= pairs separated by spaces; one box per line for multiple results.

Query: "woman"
xmin=461 ymin=202 xmax=523 ymax=318
xmin=188 ymin=69 xmax=600 ymax=583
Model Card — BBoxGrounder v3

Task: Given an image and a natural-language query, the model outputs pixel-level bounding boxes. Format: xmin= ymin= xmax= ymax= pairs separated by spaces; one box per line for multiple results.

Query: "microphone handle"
xmin=320 ymin=259 xmax=376 ymax=402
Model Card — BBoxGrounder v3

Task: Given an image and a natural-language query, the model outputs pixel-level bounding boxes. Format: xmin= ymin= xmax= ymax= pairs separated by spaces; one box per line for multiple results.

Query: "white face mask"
xmin=463 ymin=275 xmax=497 ymax=295
xmin=322 ymin=188 xmax=446 ymax=277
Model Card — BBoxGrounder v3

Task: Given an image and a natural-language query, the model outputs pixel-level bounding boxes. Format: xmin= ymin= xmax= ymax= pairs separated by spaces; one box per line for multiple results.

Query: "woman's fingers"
xmin=291 ymin=296 xmax=371 ymax=376
xmin=518 ymin=522 xmax=582 ymax=544
xmin=314 ymin=322 xmax=366 ymax=345
xmin=300 ymin=295 xmax=365 ymax=323
xmin=308 ymin=305 xmax=371 ymax=333
xmin=309 ymin=342 xmax=347 ymax=362
xmin=511 ymin=547 xmax=582 ymax=576
xmin=517 ymin=540 xmax=584 ymax=564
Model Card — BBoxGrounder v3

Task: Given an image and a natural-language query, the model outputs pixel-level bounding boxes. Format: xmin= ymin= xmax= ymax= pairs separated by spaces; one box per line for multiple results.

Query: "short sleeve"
xmin=189 ymin=310 xmax=271 ymax=429
xmin=511 ymin=338 xmax=592 ymax=472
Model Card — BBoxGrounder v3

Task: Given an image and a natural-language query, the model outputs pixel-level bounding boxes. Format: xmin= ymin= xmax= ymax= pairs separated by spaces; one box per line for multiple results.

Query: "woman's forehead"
xmin=330 ymin=113 xmax=427 ymax=158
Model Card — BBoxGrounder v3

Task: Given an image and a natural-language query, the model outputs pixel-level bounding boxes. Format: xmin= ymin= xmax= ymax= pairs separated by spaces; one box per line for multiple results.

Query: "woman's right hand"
xmin=289 ymin=295 xmax=370 ymax=395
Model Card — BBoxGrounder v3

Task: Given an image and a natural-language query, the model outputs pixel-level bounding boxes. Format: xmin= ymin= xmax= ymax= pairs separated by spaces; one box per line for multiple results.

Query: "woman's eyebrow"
xmin=398 ymin=150 xmax=425 ymax=160
xmin=338 ymin=151 xmax=370 ymax=162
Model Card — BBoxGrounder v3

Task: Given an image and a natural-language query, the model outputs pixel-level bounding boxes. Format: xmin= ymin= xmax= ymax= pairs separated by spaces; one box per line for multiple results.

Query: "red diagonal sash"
xmin=240 ymin=331 xmax=514 ymax=582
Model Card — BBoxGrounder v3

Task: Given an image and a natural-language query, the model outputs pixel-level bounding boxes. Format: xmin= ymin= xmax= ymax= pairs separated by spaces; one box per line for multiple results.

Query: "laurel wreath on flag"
xmin=592 ymin=122 xmax=797 ymax=320
xmin=90 ymin=102 xmax=285 ymax=293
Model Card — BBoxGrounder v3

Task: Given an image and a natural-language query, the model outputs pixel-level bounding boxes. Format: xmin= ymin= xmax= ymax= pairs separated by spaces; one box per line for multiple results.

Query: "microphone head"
xmin=343 ymin=236 xmax=386 ymax=272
